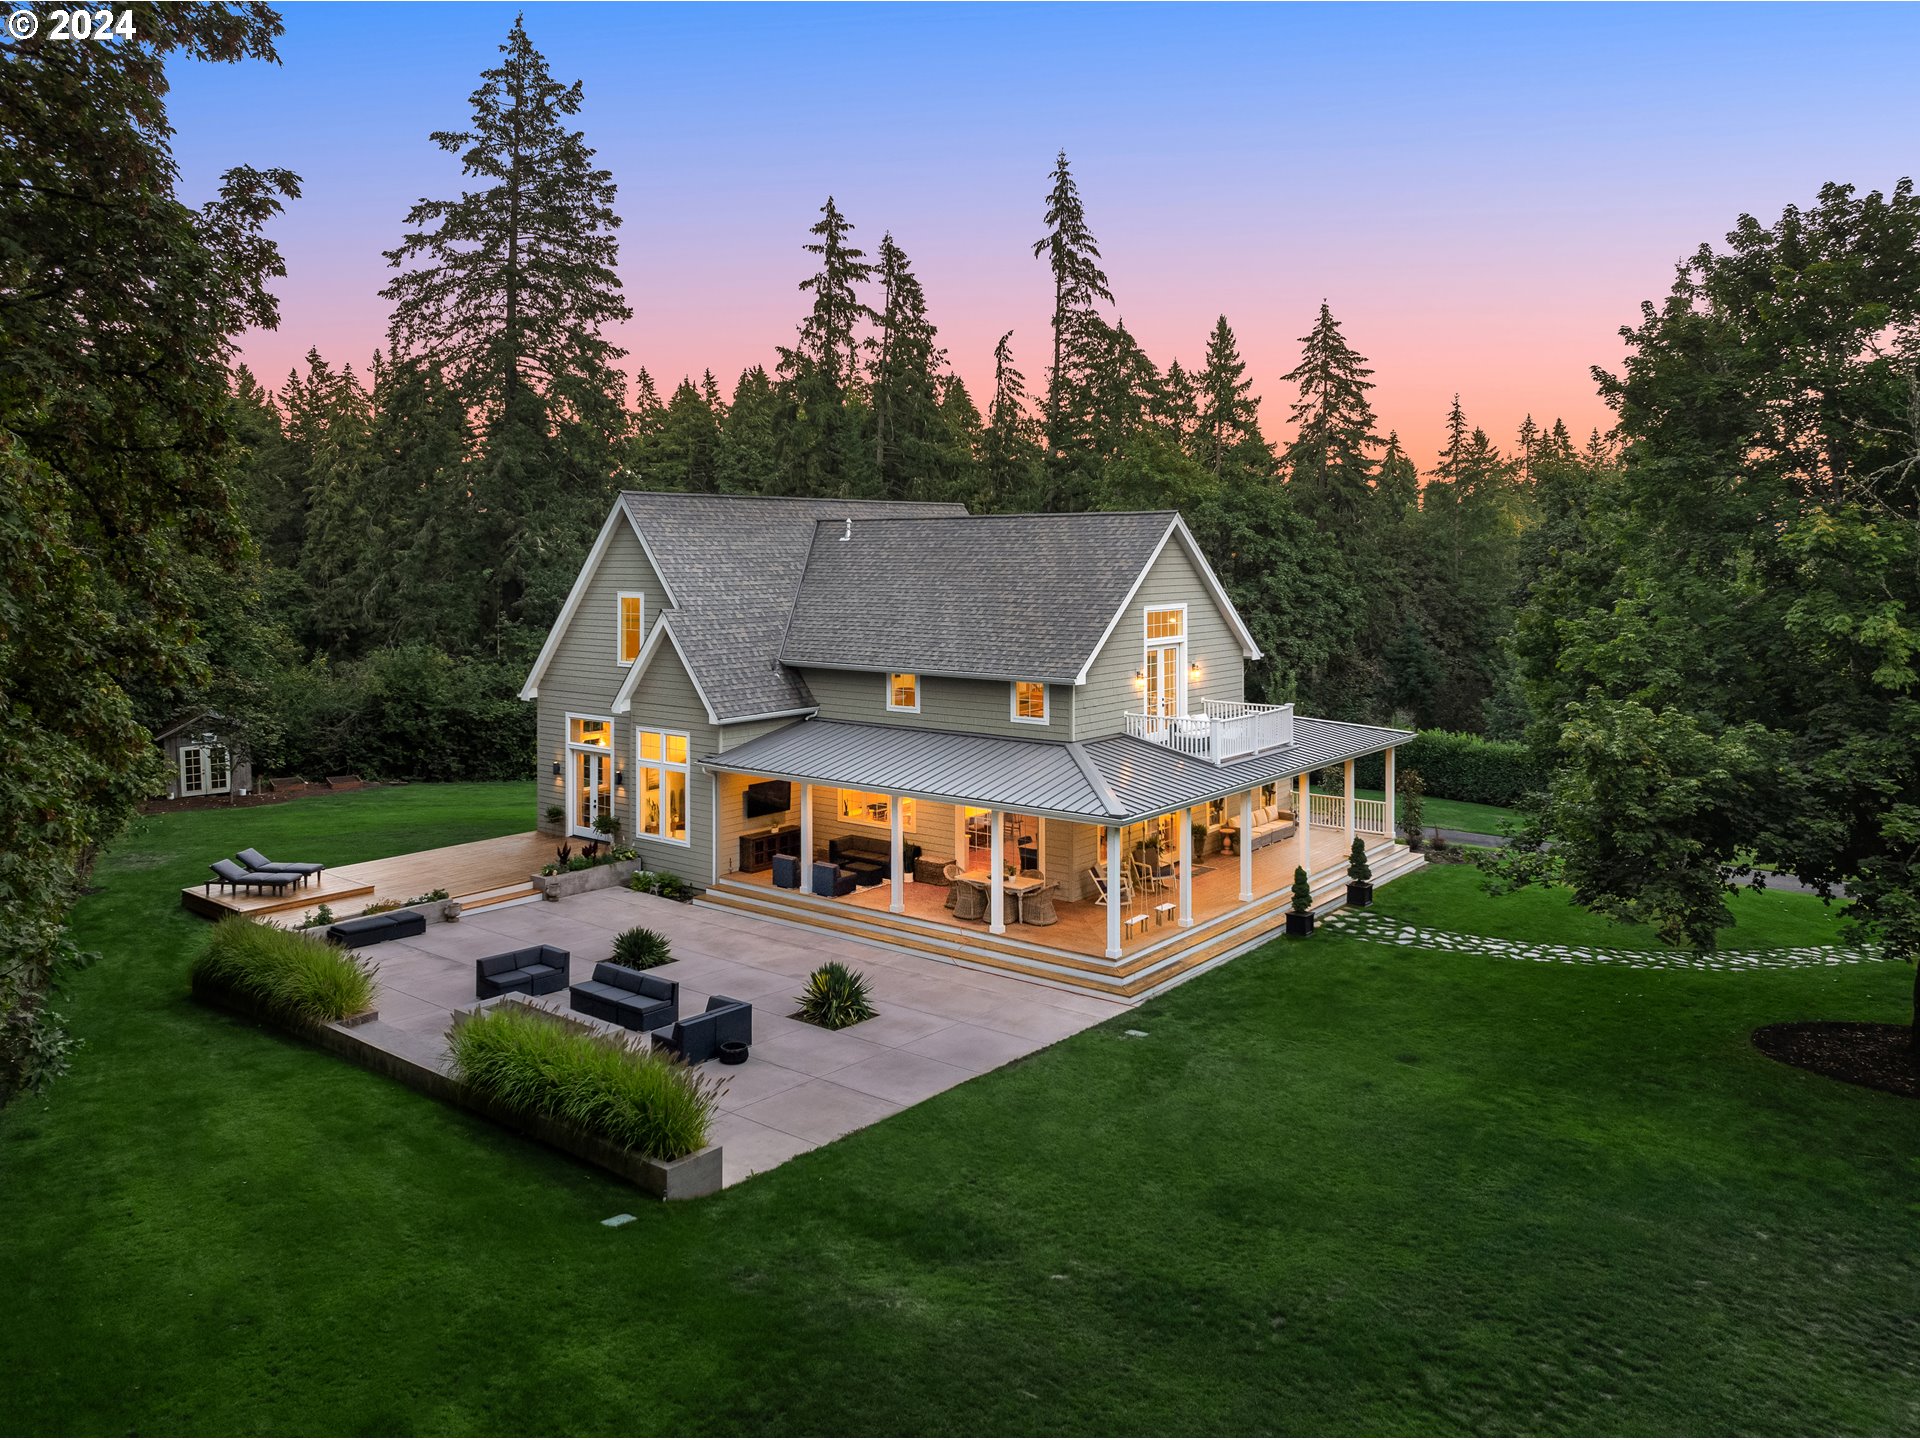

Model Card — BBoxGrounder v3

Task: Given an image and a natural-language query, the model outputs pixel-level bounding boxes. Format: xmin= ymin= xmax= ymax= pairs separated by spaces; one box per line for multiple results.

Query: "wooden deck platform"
xmin=181 ymin=831 xmax=553 ymax=922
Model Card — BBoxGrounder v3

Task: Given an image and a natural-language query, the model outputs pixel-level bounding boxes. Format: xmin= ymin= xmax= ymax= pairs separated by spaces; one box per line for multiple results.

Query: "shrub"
xmin=297 ymin=902 xmax=335 ymax=930
xmin=190 ymin=916 xmax=375 ymax=1023
xmin=1348 ymin=836 xmax=1372 ymax=883
xmin=628 ymin=870 xmax=695 ymax=902
xmin=1290 ymin=866 xmax=1313 ymax=915
xmin=544 ymin=805 xmax=564 ymax=824
xmin=612 ymin=927 xmax=673 ymax=970
xmin=1399 ymin=766 xmax=1428 ymax=851
xmin=797 ymin=961 xmax=877 ymax=1031
xmin=1354 ymin=730 xmax=1544 ymax=807
xmin=446 ymin=1005 xmax=718 ymax=1160
xmin=363 ymin=888 xmax=449 ymax=916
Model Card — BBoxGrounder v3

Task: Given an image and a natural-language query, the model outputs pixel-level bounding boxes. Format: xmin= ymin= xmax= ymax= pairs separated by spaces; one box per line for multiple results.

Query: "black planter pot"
xmin=1346 ymin=881 xmax=1374 ymax=908
xmin=1286 ymin=911 xmax=1315 ymax=937
xmin=718 ymin=1040 xmax=749 ymax=1066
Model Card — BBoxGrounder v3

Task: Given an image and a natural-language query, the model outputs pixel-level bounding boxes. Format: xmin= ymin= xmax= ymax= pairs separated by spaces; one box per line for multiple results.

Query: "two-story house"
xmin=520 ymin=493 xmax=1419 ymax=998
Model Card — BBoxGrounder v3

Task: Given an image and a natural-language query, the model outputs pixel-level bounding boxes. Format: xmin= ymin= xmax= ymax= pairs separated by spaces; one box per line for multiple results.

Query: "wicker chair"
xmin=1020 ymin=881 xmax=1059 ymax=926
xmin=942 ymin=860 xmax=964 ymax=911
xmin=951 ymin=877 xmax=988 ymax=922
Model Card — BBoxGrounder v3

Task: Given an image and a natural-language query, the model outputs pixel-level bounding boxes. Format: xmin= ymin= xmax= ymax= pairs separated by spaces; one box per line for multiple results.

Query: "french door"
xmin=1144 ymin=643 xmax=1183 ymax=718
xmin=572 ymin=749 xmax=613 ymax=838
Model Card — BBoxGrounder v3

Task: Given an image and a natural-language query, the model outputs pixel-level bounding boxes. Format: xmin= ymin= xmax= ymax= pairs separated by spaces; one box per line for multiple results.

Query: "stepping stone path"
xmin=1319 ymin=910 xmax=1882 ymax=973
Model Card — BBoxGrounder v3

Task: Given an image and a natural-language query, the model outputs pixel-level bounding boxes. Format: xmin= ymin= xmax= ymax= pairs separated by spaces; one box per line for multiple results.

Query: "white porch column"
xmin=1343 ymin=759 xmax=1357 ymax=851
xmin=988 ymin=808 xmax=1006 ymax=935
xmin=1105 ymin=824 xmax=1123 ymax=958
xmin=888 ymin=792 xmax=905 ymax=914
xmin=1295 ymin=772 xmax=1312 ymax=882
xmin=1238 ymin=789 xmax=1255 ymax=902
xmin=799 ymin=782 xmax=814 ymax=884
xmin=1177 ymin=807 xmax=1194 ymax=926
xmin=1385 ymin=746 xmax=1398 ymax=840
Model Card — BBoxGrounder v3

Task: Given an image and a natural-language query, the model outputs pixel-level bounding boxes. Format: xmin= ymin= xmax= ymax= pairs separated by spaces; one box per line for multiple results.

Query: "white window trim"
xmin=615 ymin=591 xmax=646 ymax=668
xmin=885 ymin=672 xmax=921 ymax=714
xmin=1010 ymin=681 xmax=1050 ymax=726
xmin=179 ymin=741 xmax=231 ymax=798
xmin=839 ymin=789 xmax=916 ymax=833
xmin=633 ymin=724 xmax=693 ymax=848
xmin=956 ymin=808 xmax=1046 ymax=871
xmin=1143 ymin=603 xmax=1189 ymax=716
xmin=564 ymin=712 xmax=618 ymax=840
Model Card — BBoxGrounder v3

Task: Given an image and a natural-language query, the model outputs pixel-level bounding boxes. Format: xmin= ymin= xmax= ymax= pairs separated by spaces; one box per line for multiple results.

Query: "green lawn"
xmin=1348 ymin=786 xmax=1517 ymax=835
xmin=3 ymin=784 xmax=1916 ymax=1435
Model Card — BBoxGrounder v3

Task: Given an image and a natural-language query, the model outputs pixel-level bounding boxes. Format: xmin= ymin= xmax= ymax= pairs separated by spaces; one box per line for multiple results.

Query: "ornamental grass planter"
xmin=533 ymin=857 xmax=644 ymax=900
xmin=1286 ymin=911 xmax=1315 ymax=938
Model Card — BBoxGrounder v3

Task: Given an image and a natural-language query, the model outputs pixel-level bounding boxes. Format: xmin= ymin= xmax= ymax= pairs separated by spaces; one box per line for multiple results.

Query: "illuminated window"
xmin=839 ymin=790 xmax=915 ymax=832
xmin=1011 ymin=681 xmax=1049 ymax=724
xmin=886 ymin=673 xmax=919 ymax=713
xmin=635 ymin=727 xmax=689 ymax=845
xmin=1145 ymin=606 xmax=1184 ymax=640
xmin=569 ymin=716 xmax=612 ymax=747
xmin=616 ymin=592 xmax=644 ymax=666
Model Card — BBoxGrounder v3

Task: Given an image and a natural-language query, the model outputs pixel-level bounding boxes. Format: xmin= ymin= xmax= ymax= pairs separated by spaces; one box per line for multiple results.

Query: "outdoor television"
xmin=743 ymin=779 xmax=792 ymax=820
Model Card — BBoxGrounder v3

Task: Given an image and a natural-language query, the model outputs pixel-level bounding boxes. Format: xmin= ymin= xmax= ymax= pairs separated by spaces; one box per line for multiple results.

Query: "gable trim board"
xmin=1072 ymin=516 xmax=1259 ymax=685
xmin=520 ymin=502 xmax=682 ymax=702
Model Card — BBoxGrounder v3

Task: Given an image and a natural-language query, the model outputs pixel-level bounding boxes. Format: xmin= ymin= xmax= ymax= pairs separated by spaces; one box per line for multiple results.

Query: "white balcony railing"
xmin=1122 ymin=700 xmax=1294 ymax=765
xmin=1353 ymin=797 xmax=1389 ymax=836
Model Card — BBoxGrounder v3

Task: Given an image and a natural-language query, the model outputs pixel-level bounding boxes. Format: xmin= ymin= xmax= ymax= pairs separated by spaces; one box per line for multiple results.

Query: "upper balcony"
xmin=1123 ymin=700 xmax=1295 ymax=765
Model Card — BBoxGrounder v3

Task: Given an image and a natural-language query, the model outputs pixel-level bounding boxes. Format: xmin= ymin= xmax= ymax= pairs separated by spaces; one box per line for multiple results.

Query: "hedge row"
xmin=1353 ymin=730 xmax=1544 ymax=808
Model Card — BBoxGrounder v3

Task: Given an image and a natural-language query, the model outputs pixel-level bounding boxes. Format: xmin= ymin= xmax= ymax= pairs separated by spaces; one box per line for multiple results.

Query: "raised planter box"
xmin=1285 ymin=911 xmax=1315 ymax=938
xmin=191 ymin=980 xmax=721 ymax=1200
xmin=1346 ymin=881 xmax=1374 ymax=908
xmin=533 ymin=857 xmax=644 ymax=901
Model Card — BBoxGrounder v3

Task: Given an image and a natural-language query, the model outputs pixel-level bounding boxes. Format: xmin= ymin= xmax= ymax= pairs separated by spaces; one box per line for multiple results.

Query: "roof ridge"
xmin=621 ymin=490 xmax=966 ymax=508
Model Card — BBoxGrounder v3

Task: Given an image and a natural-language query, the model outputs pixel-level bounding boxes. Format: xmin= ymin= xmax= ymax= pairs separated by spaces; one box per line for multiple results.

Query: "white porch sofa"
xmin=1221 ymin=804 xmax=1297 ymax=853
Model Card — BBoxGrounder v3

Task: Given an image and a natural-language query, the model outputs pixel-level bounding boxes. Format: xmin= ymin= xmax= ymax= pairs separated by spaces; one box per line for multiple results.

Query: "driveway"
xmin=342 ymin=888 xmax=1129 ymax=1187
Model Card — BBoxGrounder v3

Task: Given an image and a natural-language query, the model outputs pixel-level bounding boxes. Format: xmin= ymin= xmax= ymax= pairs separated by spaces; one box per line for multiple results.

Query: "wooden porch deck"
xmin=180 ymin=831 xmax=552 ymax=922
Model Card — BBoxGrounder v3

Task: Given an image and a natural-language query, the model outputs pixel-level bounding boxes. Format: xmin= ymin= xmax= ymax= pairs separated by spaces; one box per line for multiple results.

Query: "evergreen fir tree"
xmin=718 ymin=366 xmax=784 ymax=495
xmin=381 ymin=14 xmax=629 ymax=436
xmin=1194 ymin=315 xmax=1264 ymax=476
xmin=867 ymin=233 xmax=947 ymax=498
xmin=1374 ymin=430 xmax=1419 ymax=515
xmin=776 ymin=197 xmax=877 ymax=495
xmin=983 ymin=330 xmax=1044 ymax=510
xmin=1158 ymin=359 xmax=1200 ymax=445
xmin=1031 ymin=151 xmax=1113 ymax=459
xmin=1281 ymin=302 xmax=1380 ymax=521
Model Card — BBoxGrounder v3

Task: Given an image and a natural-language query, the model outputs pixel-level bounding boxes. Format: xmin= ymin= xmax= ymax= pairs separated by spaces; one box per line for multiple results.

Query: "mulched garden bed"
xmin=1753 ymin=1021 xmax=1920 ymax=1099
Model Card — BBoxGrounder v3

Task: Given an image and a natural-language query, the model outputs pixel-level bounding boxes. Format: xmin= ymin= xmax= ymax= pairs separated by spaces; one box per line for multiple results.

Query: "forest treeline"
xmin=213 ymin=17 xmax=1618 ymax=783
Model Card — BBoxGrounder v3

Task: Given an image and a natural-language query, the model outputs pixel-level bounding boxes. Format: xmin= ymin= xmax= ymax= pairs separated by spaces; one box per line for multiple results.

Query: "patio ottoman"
xmin=843 ymin=860 xmax=886 ymax=888
xmin=326 ymin=909 xmax=426 ymax=947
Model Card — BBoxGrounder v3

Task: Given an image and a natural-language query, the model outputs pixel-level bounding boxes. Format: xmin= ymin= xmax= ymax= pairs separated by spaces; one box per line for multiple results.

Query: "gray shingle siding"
xmin=1074 ymin=539 xmax=1248 ymax=740
xmin=799 ymin=667 xmax=1074 ymax=739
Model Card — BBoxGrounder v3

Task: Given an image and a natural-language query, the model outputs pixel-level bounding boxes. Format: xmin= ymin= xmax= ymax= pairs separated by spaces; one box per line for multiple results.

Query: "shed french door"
xmin=179 ymin=742 xmax=230 ymax=797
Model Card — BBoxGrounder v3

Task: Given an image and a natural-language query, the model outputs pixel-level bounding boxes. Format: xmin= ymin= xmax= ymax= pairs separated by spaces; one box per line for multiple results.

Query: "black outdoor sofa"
xmin=570 ymin=963 xmax=680 ymax=1032
xmin=653 ymin=996 xmax=753 ymax=1064
xmin=475 ymin=945 xmax=570 ymax=999
xmin=828 ymin=834 xmax=921 ymax=885
xmin=325 ymin=910 xmax=426 ymax=947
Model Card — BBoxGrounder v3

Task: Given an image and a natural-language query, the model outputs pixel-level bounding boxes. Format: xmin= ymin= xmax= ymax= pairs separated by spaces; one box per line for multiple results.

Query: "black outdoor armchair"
xmin=207 ymin=858 xmax=299 ymax=895
xmin=653 ymin=995 xmax=752 ymax=1065
xmin=475 ymin=945 xmax=570 ymax=999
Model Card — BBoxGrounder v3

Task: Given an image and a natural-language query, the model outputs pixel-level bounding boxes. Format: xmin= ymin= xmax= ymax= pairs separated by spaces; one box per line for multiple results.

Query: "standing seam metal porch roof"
xmin=703 ymin=716 xmax=1414 ymax=825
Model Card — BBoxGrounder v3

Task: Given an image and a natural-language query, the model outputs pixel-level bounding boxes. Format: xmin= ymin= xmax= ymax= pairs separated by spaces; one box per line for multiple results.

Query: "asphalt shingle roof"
xmin=775 ymin=511 xmax=1183 ymax=682
xmin=619 ymin=493 xmax=966 ymax=721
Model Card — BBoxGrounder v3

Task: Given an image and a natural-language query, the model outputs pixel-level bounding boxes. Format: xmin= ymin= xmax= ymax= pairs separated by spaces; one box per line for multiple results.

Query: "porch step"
xmin=459 ymin=882 xmax=542 ymax=912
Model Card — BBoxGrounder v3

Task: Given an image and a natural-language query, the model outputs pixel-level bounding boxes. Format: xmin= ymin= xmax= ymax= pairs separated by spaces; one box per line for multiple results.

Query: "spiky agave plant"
xmin=797 ymin=961 xmax=876 ymax=1030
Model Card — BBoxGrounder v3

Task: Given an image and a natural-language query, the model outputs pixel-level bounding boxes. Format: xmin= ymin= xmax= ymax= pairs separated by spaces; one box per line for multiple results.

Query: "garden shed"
xmin=152 ymin=711 xmax=253 ymax=802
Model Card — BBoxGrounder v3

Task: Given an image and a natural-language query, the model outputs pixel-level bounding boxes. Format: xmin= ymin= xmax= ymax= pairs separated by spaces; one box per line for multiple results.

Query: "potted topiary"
xmin=1346 ymin=836 xmax=1373 ymax=907
xmin=1286 ymin=865 xmax=1315 ymax=937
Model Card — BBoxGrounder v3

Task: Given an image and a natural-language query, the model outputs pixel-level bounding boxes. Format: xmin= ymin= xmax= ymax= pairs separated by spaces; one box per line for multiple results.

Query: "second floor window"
xmin=887 ymin=673 xmax=919 ymax=712
xmin=1012 ymin=680 xmax=1049 ymax=724
xmin=617 ymin=592 xmax=645 ymax=666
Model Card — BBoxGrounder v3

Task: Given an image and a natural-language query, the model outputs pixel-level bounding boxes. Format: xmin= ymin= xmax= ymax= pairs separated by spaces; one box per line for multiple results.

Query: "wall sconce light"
xmin=551 ymin=761 xmax=562 ymax=778
xmin=1189 ymin=661 xmax=1201 ymax=681
xmin=615 ymin=769 xmax=626 ymax=788
xmin=1133 ymin=669 xmax=1145 ymax=685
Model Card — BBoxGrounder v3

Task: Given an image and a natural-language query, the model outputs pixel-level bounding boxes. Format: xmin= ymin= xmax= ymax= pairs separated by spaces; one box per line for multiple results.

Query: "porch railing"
xmin=1354 ymin=797 xmax=1389 ymax=835
xmin=1122 ymin=700 xmax=1294 ymax=764
xmin=1309 ymin=792 xmax=1345 ymax=829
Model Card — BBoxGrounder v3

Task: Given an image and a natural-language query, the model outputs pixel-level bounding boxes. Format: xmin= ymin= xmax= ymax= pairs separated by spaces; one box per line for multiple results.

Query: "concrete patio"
xmin=337 ymin=886 xmax=1128 ymax=1188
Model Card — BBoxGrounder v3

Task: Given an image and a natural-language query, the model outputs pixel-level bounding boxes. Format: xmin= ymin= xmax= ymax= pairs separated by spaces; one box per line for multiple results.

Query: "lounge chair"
xmin=235 ymin=847 xmax=324 ymax=885
xmin=475 ymin=945 xmax=570 ymax=999
xmin=1087 ymin=866 xmax=1133 ymax=906
xmin=653 ymin=995 xmax=752 ymax=1065
xmin=207 ymin=858 xmax=299 ymax=895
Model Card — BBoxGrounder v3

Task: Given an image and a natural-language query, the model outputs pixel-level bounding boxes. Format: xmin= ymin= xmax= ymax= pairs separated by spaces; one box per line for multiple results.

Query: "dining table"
xmin=959 ymin=870 xmax=1046 ymax=923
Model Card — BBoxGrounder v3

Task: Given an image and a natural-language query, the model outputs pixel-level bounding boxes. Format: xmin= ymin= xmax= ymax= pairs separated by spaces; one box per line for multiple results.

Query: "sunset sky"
xmin=168 ymin=2 xmax=1920 ymax=467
